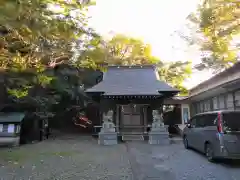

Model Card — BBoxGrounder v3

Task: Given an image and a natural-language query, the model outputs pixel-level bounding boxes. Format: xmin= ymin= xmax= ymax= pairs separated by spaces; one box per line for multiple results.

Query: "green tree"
xmin=0 ymin=0 xmax=98 ymax=119
xmin=79 ymin=34 xmax=192 ymax=95
xmin=0 ymin=0 xmax=96 ymax=69
xmin=182 ymin=0 xmax=240 ymax=71
xmin=158 ymin=61 xmax=192 ymax=95
xmin=78 ymin=34 xmax=158 ymax=68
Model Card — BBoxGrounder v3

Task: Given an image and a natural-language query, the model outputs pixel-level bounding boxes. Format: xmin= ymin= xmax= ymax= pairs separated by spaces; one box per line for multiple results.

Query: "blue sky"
xmin=87 ymin=0 xmax=214 ymax=89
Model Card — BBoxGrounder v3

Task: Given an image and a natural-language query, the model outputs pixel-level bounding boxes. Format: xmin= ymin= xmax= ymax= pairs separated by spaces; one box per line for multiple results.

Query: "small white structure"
xmin=0 ymin=113 xmax=25 ymax=147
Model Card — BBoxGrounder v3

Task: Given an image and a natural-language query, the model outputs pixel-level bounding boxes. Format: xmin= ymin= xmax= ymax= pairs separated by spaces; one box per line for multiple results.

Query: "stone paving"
xmin=0 ymin=135 xmax=240 ymax=180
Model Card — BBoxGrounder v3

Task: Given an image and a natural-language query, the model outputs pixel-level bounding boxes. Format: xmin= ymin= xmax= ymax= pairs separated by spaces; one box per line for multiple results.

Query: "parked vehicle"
xmin=183 ymin=110 xmax=240 ymax=162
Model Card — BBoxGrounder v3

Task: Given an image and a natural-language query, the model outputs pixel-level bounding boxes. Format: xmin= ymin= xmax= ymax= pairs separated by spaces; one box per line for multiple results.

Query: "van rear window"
xmin=222 ymin=112 xmax=240 ymax=131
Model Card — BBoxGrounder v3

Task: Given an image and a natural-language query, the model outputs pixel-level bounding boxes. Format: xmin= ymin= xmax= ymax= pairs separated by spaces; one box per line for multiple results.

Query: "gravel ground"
xmin=0 ymin=135 xmax=240 ymax=180
xmin=126 ymin=141 xmax=240 ymax=180
xmin=0 ymin=135 xmax=133 ymax=180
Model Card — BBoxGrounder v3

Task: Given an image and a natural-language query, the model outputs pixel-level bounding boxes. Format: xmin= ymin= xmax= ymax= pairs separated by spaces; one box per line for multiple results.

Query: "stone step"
xmin=120 ymin=132 xmax=145 ymax=134
xmin=122 ymin=135 xmax=144 ymax=141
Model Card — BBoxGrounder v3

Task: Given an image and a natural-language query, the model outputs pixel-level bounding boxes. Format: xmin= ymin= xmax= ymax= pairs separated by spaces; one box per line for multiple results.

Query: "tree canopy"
xmin=0 ymin=0 xmax=97 ymax=70
xmin=182 ymin=0 xmax=240 ymax=71
xmin=0 ymin=0 xmax=99 ymax=119
xmin=80 ymin=34 xmax=192 ymax=95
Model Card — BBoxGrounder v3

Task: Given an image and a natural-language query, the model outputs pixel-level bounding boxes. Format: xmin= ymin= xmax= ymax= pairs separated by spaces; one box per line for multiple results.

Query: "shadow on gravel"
xmin=188 ymin=148 xmax=240 ymax=168
xmin=218 ymin=160 xmax=240 ymax=168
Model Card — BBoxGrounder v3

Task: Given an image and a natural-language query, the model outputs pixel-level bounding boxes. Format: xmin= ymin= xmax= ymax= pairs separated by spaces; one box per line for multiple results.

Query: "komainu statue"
xmin=101 ymin=110 xmax=115 ymax=132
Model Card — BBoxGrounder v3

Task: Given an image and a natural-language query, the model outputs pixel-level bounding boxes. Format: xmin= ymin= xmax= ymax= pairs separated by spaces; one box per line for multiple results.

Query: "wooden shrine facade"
xmin=86 ymin=65 xmax=179 ymax=135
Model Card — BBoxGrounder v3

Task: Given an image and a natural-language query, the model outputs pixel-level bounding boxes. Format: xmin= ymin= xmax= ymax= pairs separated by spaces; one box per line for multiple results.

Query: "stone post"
xmin=98 ymin=110 xmax=118 ymax=145
xmin=148 ymin=110 xmax=169 ymax=145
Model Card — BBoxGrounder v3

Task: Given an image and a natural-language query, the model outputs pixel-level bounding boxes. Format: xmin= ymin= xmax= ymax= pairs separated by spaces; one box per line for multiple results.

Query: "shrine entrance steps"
xmin=121 ymin=133 xmax=144 ymax=141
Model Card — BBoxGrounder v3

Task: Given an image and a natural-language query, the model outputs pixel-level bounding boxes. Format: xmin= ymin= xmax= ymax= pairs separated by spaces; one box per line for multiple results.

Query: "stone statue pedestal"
xmin=98 ymin=131 xmax=118 ymax=145
xmin=148 ymin=127 xmax=169 ymax=145
xmin=148 ymin=110 xmax=170 ymax=145
xmin=98 ymin=111 xmax=118 ymax=145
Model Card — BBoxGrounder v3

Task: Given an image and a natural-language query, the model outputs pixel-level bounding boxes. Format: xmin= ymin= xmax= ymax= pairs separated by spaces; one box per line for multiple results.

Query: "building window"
xmin=204 ymin=101 xmax=208 ymax=112
xmin=0 ymin=124 xmax=15 ymax=133
xmin=204 ymin=100 xmax=211 ymax=112
xmin=200 ymin=102 xmax=204 ymax=112
xmin=219 ymin=95 xmax=225 ymax=109
xmin=213 ymin=97 xmax=218 ymax=110
xmin=0 ymin=124 xmax=8 ymax=132
xmin=226 ymin=93 xmax=234 ymax=109
xmin=194 ymin=104 xmax=197 ymax=115
xmin=234 ymin=90 xmax=240 ymax=108
xmin=0 ymin=124 xmax=3 ymax=132
xmin=191 ymin=103 xmax=196 ymax=116
xmin=196 ymin=103 xmax=200 ymax=114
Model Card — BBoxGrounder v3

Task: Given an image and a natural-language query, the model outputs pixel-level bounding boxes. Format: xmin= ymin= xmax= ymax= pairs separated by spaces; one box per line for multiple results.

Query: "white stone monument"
xmin=149 ymin=110 xmax=169 ymax=145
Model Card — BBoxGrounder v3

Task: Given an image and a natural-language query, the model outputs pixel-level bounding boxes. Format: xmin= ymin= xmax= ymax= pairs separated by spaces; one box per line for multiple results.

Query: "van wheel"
xmin=205 ymin=143 xmax=214 ymax=162
xmin=183 ymin=136 xmax=189 ymax=149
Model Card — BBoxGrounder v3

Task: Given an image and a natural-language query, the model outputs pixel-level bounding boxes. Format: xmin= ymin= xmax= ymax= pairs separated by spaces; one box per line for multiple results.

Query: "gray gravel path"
xmin=0 ymin=135 xmax=240 ymax=180
xmin=0 ymin=135 xmax=133 ymax=180
xmin=126 ymin=141 xmax=240 ymax=180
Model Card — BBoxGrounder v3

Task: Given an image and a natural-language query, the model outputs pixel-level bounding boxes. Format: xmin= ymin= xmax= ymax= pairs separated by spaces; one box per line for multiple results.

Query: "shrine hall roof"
xmin=85 ymin=65 xmax=179 ymax=96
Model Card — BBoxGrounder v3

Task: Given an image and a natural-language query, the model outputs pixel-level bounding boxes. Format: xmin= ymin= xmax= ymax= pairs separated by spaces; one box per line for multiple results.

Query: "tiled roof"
xmin=85 ymin=65 xmax=179 ymax=96
xmin=190 ymin=61 xmax=240 ymax=91
xmin=0 ymin=113 xmax=25 ymax=123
